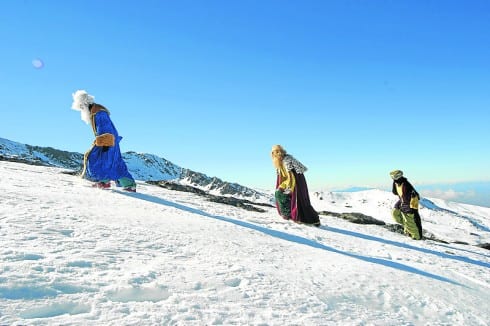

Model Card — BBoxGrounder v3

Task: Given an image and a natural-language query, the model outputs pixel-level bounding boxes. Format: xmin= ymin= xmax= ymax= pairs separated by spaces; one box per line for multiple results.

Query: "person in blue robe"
xmin=71 ymin=90 xmax=136 ymax=191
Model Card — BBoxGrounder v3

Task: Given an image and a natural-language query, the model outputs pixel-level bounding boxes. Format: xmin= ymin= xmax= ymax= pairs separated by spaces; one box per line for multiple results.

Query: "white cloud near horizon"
xmin=422 ymin=189 xmax=476 ymax=201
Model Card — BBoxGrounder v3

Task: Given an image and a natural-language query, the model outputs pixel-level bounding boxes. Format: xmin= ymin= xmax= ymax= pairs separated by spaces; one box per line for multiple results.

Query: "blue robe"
xmin=83 ymin=105 xmax=135 ymax=185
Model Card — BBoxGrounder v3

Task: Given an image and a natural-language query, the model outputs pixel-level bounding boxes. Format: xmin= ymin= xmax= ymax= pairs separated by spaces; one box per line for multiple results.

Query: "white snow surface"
xmin=1 ymin=161 xmax=489 ymax=325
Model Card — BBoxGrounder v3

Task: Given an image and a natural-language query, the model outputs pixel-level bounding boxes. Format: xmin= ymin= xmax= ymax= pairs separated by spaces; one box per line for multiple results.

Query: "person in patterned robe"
xmin=271 ymin=145 xmax=320 ymax=226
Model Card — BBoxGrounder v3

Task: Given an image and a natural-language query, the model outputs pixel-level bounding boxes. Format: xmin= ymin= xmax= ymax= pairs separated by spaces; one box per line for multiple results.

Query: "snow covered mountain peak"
xmin=0 ymin=137 xmax=269 ymax=202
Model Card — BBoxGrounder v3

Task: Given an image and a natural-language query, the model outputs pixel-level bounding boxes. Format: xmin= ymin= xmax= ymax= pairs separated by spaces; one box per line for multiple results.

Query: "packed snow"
xmin=0 ymin=161 xmax=489 ymax=325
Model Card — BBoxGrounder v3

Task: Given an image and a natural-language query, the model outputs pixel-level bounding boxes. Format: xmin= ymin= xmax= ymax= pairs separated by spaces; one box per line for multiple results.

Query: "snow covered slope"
xmin=0 ymin=137 xmax=268 ymax=202
xmin=1 ymin=161 xmax=489 ymax=325
xmin=311 ymin=189 xmax=490 ymax=245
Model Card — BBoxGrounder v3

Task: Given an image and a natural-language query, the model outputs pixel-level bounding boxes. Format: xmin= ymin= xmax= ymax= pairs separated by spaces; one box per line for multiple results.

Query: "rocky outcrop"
xmin=319 ymin=211 xmax=386 ymax=225
xmin=180 ymin=169 xmax=267 ymax=200
xmin=0 ymin=137 xmax=270 ymax=203
xmin=476 ymin=243 xmax=490 ymax=250
xmin=147 ymin=180 xmax=274 ymax=212
xmin=0 ymin=138 xmax=82 ymax=169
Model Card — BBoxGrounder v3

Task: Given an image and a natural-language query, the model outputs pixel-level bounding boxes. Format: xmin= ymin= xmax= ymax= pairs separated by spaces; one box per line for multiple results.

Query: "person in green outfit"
xmin=390 ymin=170 xmax=423 ymax=240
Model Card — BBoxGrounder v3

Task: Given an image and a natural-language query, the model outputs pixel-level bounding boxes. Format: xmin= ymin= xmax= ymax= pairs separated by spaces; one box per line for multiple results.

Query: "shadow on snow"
xmin=120 ymin=191 xmax=469 ymax=287
xmin=326 ymin=227 xmax=490 ymax=269
xmin=421 ymin=198 xmax=490 ymax=232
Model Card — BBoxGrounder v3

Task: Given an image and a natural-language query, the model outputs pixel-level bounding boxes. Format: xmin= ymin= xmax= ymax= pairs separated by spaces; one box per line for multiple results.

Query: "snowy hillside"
xmin=312 ymin=189 xmax=490 ymax=245
xmin=1 ymin=161 xmax=489 ymax=325
xmin=0 ymin=137 xmax=268 ymax=202
xmin=0 ymin=137 xmax=83 ymax=170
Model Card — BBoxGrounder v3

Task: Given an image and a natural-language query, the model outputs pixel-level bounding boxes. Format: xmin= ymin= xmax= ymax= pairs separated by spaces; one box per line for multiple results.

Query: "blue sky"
xmin=1 ymin=1 xmax=489 ymax=206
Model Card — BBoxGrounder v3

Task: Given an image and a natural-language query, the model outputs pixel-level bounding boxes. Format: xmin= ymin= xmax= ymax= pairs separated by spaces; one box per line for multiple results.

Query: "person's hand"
xmin=283 ymin=188 xmax=291 ymax=195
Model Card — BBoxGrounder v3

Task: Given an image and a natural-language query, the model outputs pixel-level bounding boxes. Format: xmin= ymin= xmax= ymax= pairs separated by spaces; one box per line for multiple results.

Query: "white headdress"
xmin=71 ymin=90 xmax=95 ymax=124
xmin=71 ymin=90 xmax=95 ymax=111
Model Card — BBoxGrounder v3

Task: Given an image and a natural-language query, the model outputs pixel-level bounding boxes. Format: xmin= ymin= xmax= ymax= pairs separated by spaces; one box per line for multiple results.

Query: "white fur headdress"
xmin=71 ymin=90 xmax=95 ymax=111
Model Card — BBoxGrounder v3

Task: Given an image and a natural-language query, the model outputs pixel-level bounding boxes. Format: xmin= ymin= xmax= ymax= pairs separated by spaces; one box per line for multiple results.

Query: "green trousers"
xmin=117 ymin=177 xmax=136 ymax=188
xmin=275 ymin=190 xmax=291 ymax=219
xmin=392 ymin=208 xmax=421 ymax=240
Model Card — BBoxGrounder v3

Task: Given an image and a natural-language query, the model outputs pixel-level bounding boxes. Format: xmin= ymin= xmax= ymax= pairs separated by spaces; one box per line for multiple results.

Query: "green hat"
xmin=390 ymin=170 xmax=403 ymax=180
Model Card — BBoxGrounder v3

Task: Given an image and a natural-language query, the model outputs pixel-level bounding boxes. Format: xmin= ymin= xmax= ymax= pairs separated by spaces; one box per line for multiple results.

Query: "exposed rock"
xmin=180 ymin=169 xmax=266 ymax=199
xmin=476 ymin=243 xmax=490 ymax=250
xmin=383 ymin=226 xmax=450 ymax=243
xmin=0 ymin=137 xmax=84 ymax=170
xmin=0 ymin=155 xmax=50 ymax=167
xmin=1 ymin=137 xmax=269 ymax=203
xmin=60 ymin=169 xmax=81 ymax=176
xmin=147 ymin=180 xmax=207 ymax=195
xmin=419 ymin=232 xmax=449 ymax=243
xmin=319 ymin=211 xmax=454 ymax=244
xmin=452 ymin=240 xmax=470 ymax=245
xmin=382 ymin=223 xmax=405 ymax=234
xmin=319 ymin=211 xmax=385 ymax=225
xmin=318 ymin=211 xmax=342 ymax=218
xmin=147 ymin=180 xmax=273 ymax=212
xmin=26 ymin=145 xmax=83 ymax=170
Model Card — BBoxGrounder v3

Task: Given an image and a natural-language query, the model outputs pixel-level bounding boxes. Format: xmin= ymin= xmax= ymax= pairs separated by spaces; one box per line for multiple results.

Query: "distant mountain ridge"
xmin=0 ymin=137 xmax=269 ymax=202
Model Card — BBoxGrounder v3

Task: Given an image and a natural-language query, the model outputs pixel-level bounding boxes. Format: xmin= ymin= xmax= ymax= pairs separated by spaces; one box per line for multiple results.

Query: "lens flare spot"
xmin=32 ymin=58 xmax=44 ymax=69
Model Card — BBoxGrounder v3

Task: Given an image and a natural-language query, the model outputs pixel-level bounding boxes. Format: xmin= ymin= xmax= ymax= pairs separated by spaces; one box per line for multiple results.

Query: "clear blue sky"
xmin=1 ymin=1 xmax=489 ymax=204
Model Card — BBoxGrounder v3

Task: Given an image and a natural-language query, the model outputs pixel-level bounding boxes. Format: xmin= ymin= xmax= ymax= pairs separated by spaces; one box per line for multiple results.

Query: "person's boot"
xmin=93 ymin=181 xmax=111 ymax=189
xmin=123 ymin=186 xmax=136 ymax=192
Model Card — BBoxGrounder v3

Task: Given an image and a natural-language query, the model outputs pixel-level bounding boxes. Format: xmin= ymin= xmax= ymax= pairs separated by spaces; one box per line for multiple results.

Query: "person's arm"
xmin=94 ymin=112 xmax=116 ymax=148
xmin=406 ymin=181 xmax=420 ymax=209
xmin=94 ymin=133 xmax=115 ymax=147
xmin=278 ymin=166 xmax=296 ymax=193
